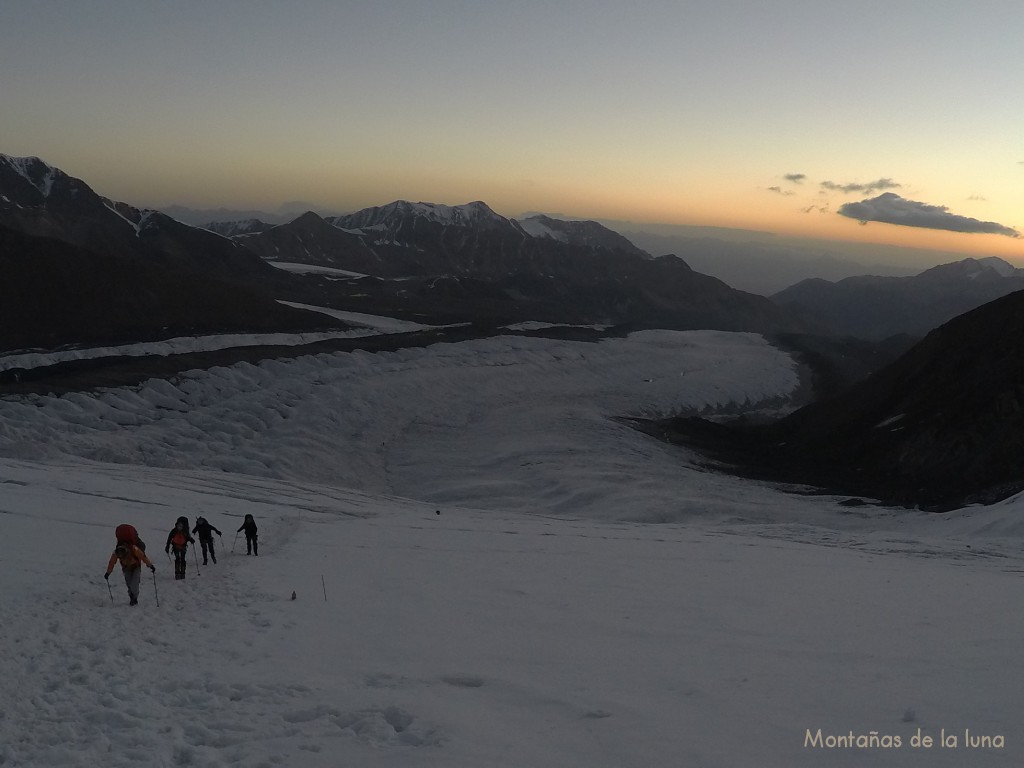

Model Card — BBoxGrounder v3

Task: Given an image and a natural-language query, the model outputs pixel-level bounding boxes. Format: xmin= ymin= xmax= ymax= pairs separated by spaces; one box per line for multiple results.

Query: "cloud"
xmin=783 ymin=173 xmax=806 ymax=184
xmin=838 ymin=193 xmax=1019 ymax=237
xmin=766 ymin=186 xmax=795 ymax=196
xmin=820 ymin=178 xmax=902 ymax=195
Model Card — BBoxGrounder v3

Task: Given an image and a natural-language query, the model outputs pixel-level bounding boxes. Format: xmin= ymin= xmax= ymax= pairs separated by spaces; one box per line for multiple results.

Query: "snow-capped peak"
xmin=386 ymin=200 xmax=507 ymax=227
xmin=332 ymin=200 xmax=514 ymax=233
xmin=515 ymin=213 xmax=650 ymax=257
xmin=0 ymin=154 xmax=65 ymax=197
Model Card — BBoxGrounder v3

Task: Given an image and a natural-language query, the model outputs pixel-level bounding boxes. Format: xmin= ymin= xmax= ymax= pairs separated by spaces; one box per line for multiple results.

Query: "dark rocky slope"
xmin=659 ymin=289 xmax=1024 ymax=510
xmin=0 ymin=226 xmax=341 ymax=352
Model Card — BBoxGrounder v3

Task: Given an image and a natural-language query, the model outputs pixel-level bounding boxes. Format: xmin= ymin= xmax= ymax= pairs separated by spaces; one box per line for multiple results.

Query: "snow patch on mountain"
xmin=517 ymin=216 xmax=569 ymax=242
xmin=267 ymin=262 xmax=368 ymax=278
xmin=276 ymin=302 xmax=433 ymax=331
xmin=516 ymin=213 xmax=649 ymax=256
xmin=200 ymin=218 xmax=272 ymax=237
xmin=99 ymin=198 xmax=162 ymax=235
xmin=397 ymin=200 xmax=505 ymax=227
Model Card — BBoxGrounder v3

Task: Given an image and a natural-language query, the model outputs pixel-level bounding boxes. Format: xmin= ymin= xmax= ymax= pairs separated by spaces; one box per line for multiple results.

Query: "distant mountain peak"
xmin=288 ymin=210 xmax=328 ymax=225
xmin=374 ymin=200 xmax=508 ymax=227
xmin=772 ymin=255 xmax=1024 ymax=339
xmin=917 ymin=256 xmax=1021 ymax=282
xmin=976 ymin=256 xmax=1019 ymax=277
xmin=516 ymin=213 xmax=649 ymax=257
xmin=327 ymin=200 xmax=522 ymax=244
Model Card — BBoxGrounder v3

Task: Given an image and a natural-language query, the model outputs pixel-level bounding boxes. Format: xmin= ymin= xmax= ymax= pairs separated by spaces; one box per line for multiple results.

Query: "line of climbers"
xmin=103 ymin=514 xmax=259 ymax=606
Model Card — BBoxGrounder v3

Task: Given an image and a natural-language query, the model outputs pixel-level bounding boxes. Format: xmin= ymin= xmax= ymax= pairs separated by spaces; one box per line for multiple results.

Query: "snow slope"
xmin=1 ymin=329 xmax=1021 ymax=767
xmin=517 ymin=216 xmax=569 ymax=242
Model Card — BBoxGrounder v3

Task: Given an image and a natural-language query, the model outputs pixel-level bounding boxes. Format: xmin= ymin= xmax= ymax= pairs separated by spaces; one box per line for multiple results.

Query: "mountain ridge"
xmin=222 ymin=200 xmax=810 ymax=335
xmin=0 ymin=153 xmax=815 ymax=351
xmin=772 ymin=256 xmax=1024 ymax=339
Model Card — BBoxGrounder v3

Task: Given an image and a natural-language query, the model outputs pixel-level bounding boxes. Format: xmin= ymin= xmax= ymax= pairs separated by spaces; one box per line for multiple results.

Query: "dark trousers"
xmin=172 ymin=547 xmax=187 ymax=579
xmin=200 ymin=537 xmax=216 ymax=564
xmin=246 ymin=535 xmax=258 ymax=555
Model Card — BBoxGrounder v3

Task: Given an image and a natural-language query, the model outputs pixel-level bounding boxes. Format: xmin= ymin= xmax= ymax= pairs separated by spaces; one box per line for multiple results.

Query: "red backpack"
xmin=170 ymin=527 xmax=188 ymax=550
xmin=115 ymin=523 xmax=146 ymax=552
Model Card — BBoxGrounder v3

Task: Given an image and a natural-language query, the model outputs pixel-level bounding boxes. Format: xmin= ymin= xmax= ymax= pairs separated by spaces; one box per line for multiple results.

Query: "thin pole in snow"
xmin=106 ymin=577 xmax=114 ymax=605
xmin=152 ymin=570 xmax=160 ymax=607
xmin=322 ymin=575 xmax=327 ymax=602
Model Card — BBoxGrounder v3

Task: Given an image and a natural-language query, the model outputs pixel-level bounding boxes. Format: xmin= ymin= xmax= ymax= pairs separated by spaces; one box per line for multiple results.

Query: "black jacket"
xmin=193 ymin=518 xmax=222 ymax=541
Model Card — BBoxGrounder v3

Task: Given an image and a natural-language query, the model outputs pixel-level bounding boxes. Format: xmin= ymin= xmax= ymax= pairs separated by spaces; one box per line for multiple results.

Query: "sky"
xmin=2 ymin=323 xmax=1023 ymax=765
xmin=2 ymin=1 xmax=1022 ymax=263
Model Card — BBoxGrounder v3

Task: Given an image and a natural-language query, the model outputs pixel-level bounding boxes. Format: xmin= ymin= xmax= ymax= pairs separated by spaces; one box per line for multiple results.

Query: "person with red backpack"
xmin=115 ymin=523 xmax=146 ymax=553
xmin=164 ymin=516 xmax=196 ymax=580
xmin=105 ymin=539 xmax=155 ymax=606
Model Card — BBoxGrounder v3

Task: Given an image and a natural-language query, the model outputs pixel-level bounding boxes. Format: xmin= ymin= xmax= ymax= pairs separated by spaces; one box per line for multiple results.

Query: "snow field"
xmin=1 ymin=329 xmax=1022 ymax=766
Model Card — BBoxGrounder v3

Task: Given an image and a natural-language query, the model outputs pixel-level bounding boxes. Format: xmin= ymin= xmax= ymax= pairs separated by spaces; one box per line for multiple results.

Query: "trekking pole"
xmin=232 ymin=530 xmax=239 ymax=553
xmin=192 ymin=544 xmax=201 ymax=576
xmin=152 ymin=570 xmax=160 ymax=607
xmin=106 ymin=577 xmax=114 ymax=605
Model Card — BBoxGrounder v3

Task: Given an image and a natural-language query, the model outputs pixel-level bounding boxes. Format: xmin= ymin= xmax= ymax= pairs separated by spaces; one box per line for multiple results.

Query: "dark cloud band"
xmin=838 ymin=193 xmax=1019 ymax=237
xmin=821 ymin=178 xmax=901 ymax=195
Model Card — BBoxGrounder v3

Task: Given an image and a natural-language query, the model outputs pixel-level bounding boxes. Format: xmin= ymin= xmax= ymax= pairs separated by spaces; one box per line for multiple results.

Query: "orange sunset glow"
xmin=3 ymin=1 xmax=1021 ymax=277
